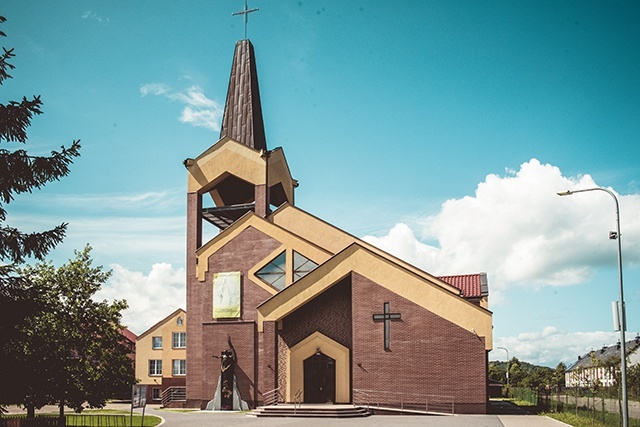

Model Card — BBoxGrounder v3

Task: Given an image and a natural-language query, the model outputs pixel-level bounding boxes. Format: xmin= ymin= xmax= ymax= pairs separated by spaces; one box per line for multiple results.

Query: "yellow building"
xmin=135 ymin=308 xmax=187 ymax=405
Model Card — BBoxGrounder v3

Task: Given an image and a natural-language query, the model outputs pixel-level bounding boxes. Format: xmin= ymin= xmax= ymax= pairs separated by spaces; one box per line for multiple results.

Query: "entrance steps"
xmin=249 ymin=404 xmax=371 ymax=418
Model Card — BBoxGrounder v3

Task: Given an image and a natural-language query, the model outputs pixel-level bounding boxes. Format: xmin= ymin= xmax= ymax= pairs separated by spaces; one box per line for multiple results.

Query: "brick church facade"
xmin=184 ymin=38 xmax=493 ymax=414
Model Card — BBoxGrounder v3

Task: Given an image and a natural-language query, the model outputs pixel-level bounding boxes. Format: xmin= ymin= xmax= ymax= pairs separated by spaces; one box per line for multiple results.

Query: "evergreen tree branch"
xmin=0 ymin=96 xmax=43 ymax=143
xmin=0 ymin=140 xmax=81 ymax=206
xmin=0 ymin=223 xmax=67 ymax=264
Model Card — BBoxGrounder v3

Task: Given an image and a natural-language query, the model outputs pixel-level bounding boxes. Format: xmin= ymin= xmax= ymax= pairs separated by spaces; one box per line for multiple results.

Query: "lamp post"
xmin=497 ymin=346 xmax=509 ymax=388
xmin=557 ymin=187 xmax=628 ymax=427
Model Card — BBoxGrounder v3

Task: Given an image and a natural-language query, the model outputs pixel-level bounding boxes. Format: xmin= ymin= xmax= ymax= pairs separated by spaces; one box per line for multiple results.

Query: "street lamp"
xmin=557 ymin=187 xmax=628 ymax=427
xmin=497 ymin=346 xmax=509 ymax=388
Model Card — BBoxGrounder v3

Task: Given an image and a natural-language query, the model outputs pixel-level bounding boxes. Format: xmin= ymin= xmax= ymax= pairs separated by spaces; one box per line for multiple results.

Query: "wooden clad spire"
xmin=220 ymin=39 xmax=267 ymax=151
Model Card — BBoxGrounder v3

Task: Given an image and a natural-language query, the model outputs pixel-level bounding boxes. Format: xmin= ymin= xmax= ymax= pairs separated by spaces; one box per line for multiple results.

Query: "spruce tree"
xmin=0 ymin=16 xmax=81 ymax=412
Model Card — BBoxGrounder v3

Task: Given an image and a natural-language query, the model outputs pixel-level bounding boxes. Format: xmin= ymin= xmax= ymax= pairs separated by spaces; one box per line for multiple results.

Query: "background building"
xmin=135 ymin=308 xmax=187 ymax=405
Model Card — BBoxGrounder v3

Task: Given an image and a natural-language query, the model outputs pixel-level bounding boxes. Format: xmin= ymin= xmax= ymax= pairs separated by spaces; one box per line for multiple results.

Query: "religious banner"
xmin=213 ymin=272 xmax=241 ymax=318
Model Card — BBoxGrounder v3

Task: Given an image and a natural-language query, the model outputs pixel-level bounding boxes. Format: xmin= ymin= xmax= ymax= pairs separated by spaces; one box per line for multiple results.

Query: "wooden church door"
xmin=303 ymin=352 xmax=336 ymax=403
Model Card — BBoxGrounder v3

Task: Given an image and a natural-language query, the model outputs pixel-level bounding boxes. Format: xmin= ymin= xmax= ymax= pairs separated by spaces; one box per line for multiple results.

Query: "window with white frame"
xmin=172 ymin=359 xmax=186 ymax=376
xmin=149 ymin=359 xmax=162 ymax=376
xmin=172 ymin=332 xmax=186 ymax=348
xmin=152 ymin=387 xmax=161 ymax=401
xmin=152 ymin=336 xmax=162 ymax=349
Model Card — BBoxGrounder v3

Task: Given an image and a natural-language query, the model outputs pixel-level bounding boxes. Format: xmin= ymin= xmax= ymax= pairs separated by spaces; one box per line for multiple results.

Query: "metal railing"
xmin=262 ymin=387 xmax=284 ymax=406
xmin=352 ymin=388 xmax=455 ymax=415
xmin=161 ymin=386 xmax=186 ymax=406
xmin=293 ymin=389 xmax=302 ymax=414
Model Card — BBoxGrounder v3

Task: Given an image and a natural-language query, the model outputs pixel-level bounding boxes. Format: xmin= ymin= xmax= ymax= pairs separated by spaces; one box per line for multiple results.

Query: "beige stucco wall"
xmin=135 ymin=309 xmax=187 ymax=385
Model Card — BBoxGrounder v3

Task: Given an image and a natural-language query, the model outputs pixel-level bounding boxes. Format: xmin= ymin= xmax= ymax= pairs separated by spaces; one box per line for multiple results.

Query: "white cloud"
xmin=81 ymin=11 xmax=109 ymax=24
xmin=491 ymin=327 xmax=620 ymax=366
xmin=140 ymin=83 xmax=223 ymax=131
xmin=363 ymin=159 xmax=640 ymax=293
xmin=94 ymin=263 xmax=186 ymax=335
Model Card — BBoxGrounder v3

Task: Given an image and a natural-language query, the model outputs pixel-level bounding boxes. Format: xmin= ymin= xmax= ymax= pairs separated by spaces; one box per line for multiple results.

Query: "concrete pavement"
xmin=4 ymin=403 xmax=572 ymax=426
xmin=142 ymin=406 xmax=572 ymax=427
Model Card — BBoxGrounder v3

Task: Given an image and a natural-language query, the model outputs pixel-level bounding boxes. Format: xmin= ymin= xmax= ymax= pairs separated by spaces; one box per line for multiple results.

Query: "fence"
xmin=352 ymin=389 xmax=455 ymax=415
xmin=0 ymin=414 xmax=129 ymax=427
xmin=507 ymin=387 xmax=538 ymax=406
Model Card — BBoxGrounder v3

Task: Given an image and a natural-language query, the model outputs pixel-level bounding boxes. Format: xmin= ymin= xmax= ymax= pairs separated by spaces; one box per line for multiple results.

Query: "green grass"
xmin=6 ymin=411 xmax=162 ymax=427
xmin=543 ymin=412 xmax=608 ymax=427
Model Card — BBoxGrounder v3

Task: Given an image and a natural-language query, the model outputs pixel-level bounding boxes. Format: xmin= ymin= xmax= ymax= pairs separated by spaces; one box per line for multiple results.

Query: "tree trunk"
xmin=26 ymin=404 xmax=35 ymax=419
xmin=58 ymin=399 xmax=65 ymax=426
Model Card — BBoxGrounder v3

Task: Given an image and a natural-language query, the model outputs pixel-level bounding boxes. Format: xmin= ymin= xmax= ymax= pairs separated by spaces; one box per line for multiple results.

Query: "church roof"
xmin=438 ymin=273 xmax=488 ymax=299
xmin=219 ymin=39 xmax=267 ymax=151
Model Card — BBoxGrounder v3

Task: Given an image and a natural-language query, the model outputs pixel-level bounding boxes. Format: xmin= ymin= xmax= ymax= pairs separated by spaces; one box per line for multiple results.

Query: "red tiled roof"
xmin=438 ymin=273 xmax=488 ymax=299
xmin=121 ymin=327 xmax=138 ymax=343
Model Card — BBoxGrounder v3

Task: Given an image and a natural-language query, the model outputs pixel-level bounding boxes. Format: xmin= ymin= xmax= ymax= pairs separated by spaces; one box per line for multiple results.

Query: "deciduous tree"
xmin=18 ymin=246 xmax=135 ymax=421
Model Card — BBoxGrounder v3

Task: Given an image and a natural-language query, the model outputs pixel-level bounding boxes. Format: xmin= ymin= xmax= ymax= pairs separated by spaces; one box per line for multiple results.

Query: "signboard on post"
xmin=131 ymin=384 xmax=147 ymax=427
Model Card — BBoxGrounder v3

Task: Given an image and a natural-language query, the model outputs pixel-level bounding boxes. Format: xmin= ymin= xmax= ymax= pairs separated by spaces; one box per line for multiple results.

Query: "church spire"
xmin=219 ymin=39 xmax=267 ymax=152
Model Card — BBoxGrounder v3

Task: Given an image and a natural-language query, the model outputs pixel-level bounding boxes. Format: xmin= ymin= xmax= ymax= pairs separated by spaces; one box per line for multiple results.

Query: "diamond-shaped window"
xmin=293 ymin=251 xmax=318 ymax=282
xmin=255 ymin=251 xmax=286 ymax=291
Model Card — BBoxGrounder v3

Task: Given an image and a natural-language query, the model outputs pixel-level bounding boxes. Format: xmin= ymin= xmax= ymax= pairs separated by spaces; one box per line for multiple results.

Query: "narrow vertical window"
xmin=172 ymin=332 xmax=186 ymax=348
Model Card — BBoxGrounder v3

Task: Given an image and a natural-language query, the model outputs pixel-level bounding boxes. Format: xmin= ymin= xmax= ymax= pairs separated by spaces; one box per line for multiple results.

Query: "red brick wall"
xmin=280 ymin=277 xmax=352 ymax=349
xmin=351 ymin=272 xmax=488 ymax=414
xmin=201 ymin=322 xmax=256 ymax=407
xmin=186 ymin=223 xmax=281 ymax=408
xmin=258 ymin=321 xmax=278 ymax=405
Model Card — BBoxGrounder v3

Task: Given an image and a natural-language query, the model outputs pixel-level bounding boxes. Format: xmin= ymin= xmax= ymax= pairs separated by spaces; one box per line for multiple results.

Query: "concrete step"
xmin=249 ymin=404 xmax=371 ymax=418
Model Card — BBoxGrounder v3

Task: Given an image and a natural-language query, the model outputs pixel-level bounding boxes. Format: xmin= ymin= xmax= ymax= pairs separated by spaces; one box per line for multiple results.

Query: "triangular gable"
xmin=137 ymin=308 xmax=186 ymax=340
xmin=195 ymin=211 xmax=333 ymax=284
xmin=258 ymin=243 xmax=493 ymax=349
xmin=270 ymin=203 xmax=462 ymax=295
xmin=187 ymin=136 xmax=266 ymax=194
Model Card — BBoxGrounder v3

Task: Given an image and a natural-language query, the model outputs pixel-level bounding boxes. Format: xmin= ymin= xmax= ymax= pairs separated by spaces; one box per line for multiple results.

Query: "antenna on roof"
xmin=232 ymin=0 xmax=259 ymax=40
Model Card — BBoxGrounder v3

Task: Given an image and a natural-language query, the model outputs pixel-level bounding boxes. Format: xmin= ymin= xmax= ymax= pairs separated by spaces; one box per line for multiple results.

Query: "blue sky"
xmin=3 ymin=1 xmax=639 ymax=367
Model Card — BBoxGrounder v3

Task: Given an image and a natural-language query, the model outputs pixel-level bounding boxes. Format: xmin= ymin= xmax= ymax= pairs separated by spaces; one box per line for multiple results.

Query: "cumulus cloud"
xmin=363 ymin=159 xmax=640 ymax=292
xmin=492 ymin=327 xmax=620 ymax=366
xmin=94 ymin=263 xmax=186 ymax=335
xmin=140 ymin=83 xmax=223 ymax=131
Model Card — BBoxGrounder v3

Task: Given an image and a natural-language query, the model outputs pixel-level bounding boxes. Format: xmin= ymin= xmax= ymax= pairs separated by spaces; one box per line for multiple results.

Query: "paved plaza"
xmin=4 ymin=403 xmax=571 ymax=427
xmin=142 ymin=406 xmax=570 ymax=427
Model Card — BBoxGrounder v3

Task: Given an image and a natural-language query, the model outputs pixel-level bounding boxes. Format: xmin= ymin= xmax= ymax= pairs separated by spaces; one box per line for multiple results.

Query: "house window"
xmin=172 ymin=359 xmax=186 ymax=376
xmin=293 ymin=251 xmax=318 ymax=281
xmin=149 ymin=360 xmax=162 ymax=376
xmin=255 ymin=251 xmax=286 ymax=290
xmin=152 ymin=336 xmax=162 ymax=349
xmin=152 ymin=387 xmax=161 ymax=401
xmin=176 ymin=316 xmax=183 ymax=326
xmin=173 ymin=332 xmax=186 ymax=348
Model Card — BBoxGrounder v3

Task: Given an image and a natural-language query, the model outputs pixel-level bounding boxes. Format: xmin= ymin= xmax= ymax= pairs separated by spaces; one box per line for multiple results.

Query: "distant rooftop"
xmin=438 ymin=273 xmax=489 ymax=299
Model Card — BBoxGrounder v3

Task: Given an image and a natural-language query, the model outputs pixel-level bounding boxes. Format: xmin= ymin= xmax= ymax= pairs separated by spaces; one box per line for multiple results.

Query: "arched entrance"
xmin=303 ymin=352 xmax=335 ymax=403
xmin=288 ymin=331 xmax=350 ymax=403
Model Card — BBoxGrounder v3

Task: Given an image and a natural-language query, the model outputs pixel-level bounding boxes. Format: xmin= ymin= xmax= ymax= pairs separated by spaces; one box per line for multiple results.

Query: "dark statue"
xmin=219 ymin=347 xmax=235 ymax=410
xmin=206 ymin=336 xmax=248 ymax=411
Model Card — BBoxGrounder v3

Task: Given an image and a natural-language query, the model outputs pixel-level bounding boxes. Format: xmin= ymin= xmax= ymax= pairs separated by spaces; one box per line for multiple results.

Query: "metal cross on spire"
xmin=232 ymin=0 xmax=259 ymax=40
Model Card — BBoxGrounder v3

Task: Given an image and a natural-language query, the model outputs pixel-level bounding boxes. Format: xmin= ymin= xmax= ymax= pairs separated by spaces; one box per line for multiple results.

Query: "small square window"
xmin=152 ymin=336 xmax=162 ymax=349
xmin=152 ymin=387 xmax=161 ymax=401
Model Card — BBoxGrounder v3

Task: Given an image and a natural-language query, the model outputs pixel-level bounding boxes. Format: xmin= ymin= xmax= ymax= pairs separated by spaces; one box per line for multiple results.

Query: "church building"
xmin=184 ymin=38 xmax=493 ymax=414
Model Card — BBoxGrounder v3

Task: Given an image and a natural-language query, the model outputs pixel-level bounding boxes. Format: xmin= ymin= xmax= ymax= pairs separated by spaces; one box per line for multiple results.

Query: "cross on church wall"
xmin=232 ymin=0 xmax=259 ymax=40
xmin=372 ymin=302 xmax=402 ymax=351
